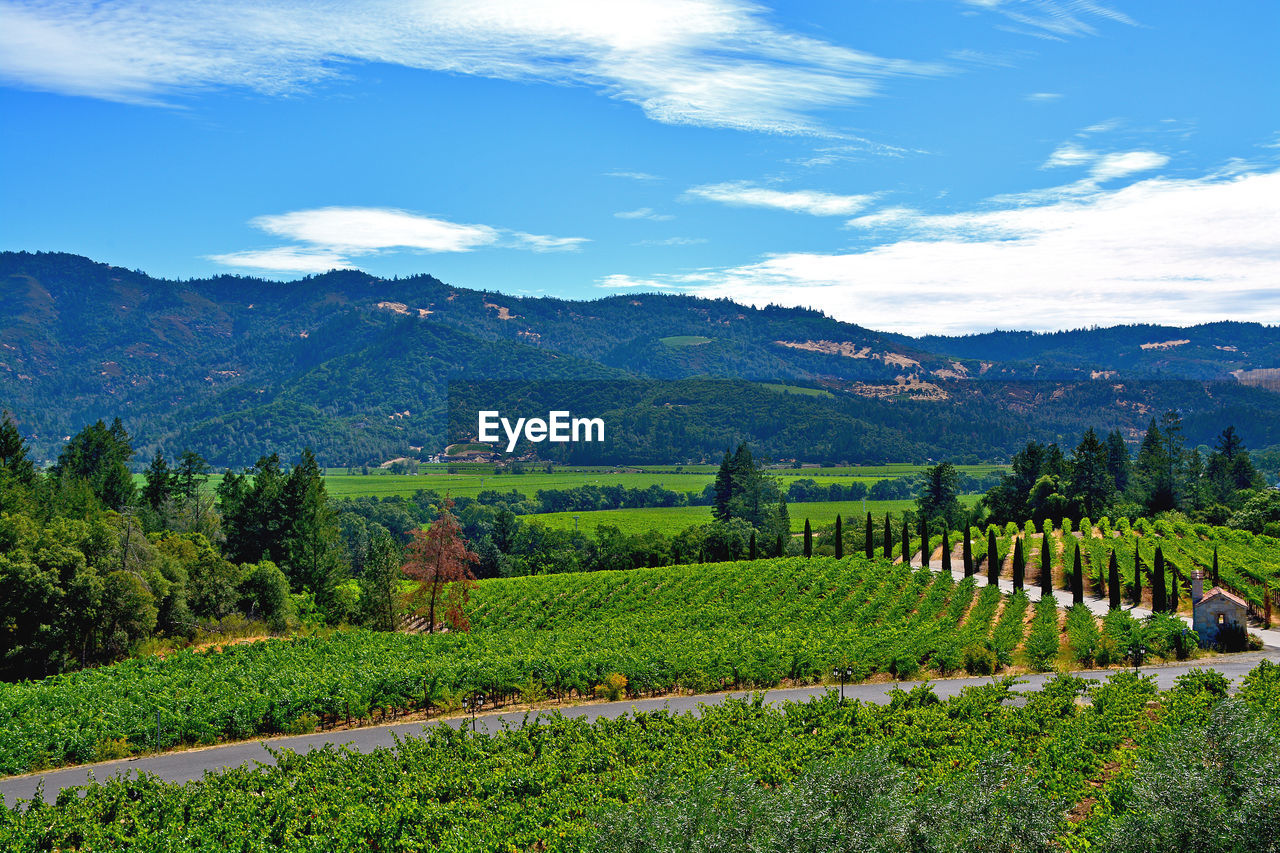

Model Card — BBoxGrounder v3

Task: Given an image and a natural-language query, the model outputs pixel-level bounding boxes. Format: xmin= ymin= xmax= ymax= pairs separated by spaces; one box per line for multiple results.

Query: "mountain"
xmin=3 ymin=251 xmax=1279 ymax=467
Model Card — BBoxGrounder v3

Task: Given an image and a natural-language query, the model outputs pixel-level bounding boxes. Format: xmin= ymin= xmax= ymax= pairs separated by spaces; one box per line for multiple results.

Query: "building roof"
xmin=1197 ymin=587 xmax=1248 ymax=608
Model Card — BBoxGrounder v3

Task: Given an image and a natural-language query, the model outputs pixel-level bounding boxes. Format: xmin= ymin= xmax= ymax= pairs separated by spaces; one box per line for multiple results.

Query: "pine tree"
xmin=919 ymin=518 xmax=929 ymax=568
xmin=712 ymin=450 xmax=733 ymax=521
xmin=901 ymin=519 xmax=911 ymax=566
xmin=1108 ymin=550 xmax=1121 ymax=610
xmin=963 ymin=527 xmax=973 ymax=576
xmin=987 ymin=528 xmax=1000 ymax=585
xmin=803 ymin=519 xmax=813 ymax=558
xmin=1152 ymin=547 xmax=1166 ymax=612
xmin=834 ymin=514 xmax=843 ymax=559
xmin=864 ymin=512 xmax=874 ymax=560
xmin=1012 ymin=538 xmax=1025 ymax=591
xmin=883 ymin=515 xmax=892 ymax=560
xmin=141 ymin=452 xmax=174 ymax=512
xmin=749 ymin=530 xmax=758 ymax=560
xmin=1169 ymin=562 xmax=1179 ymax=612
xmin=0 ymin=412 xmax=35 ymax=485
xmin=776 ymin=533 xmax=785 ymax=557
xmin=1134 ymin=548 xmax=1143 ymax=606
xmin=1212 ymin=546 xmax=1220 ymax=587
xmin=1072 ymin=543 xmax=1084 ymax=605
xmin=1040 ymin=532 xmax=1052 ymax=596
xmin=942 ymin=530 xmax=952 ymax=573
xmin=359 ymin=527 xmax=401 ymax=631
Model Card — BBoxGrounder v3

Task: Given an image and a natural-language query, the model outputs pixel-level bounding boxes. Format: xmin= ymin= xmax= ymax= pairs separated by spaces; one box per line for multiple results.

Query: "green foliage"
xmin=1065 ymin=604 xmax=1101 ymax=666
xmin=1025 ymin=595 xmax=1061 ymax=671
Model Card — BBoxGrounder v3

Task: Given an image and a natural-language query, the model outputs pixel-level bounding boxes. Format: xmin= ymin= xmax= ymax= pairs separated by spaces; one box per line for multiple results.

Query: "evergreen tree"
xmin=883 ymin=515 xmax=892 ymax=560
xmin=1212 ymin=545 xmax=1220 ymax=587
xmin=1040 ymin=532 xmax=1052 ymax=596
xmin=282 ymin=450 xmax=347 ymax=615
xmin=775 ymin=533 xmax=784 ymax=558
xmin=987 ymin=528 xmax=1000 ymax=585
xmin=142 ymin=452 xmax=174 ymax=512
xmin=359 ymin=526 xmax=400 ymax=631
xmin=917 ymin=462 xmax=961 ymax=528
xmin=749 ymin=530 xmax=758 ymax=560
xmin=174 ymin=450 xmax=210 ymax=502
xmin=53 ymin=418 xmax=136 ymax=509
xmin=833 ymin=515 xmax=842 ymax=559
xmin=902 ymin=519 xmax=911 ymax=566
xmin=1012 ymin=537 xmax=1025 ymax=591
xmin=1169 ymin=562 xmax=1179 ymax=612
xmin=712 ymin=450 xmax=733 ymax=521
xmin=864 ymin=512 xmax=874 ymax=560
xmin=963 ymin=527 xmax=973 ymax=576
xmin=919 ymin=518 xmax=928 ymax=568
xmin=1072 ymin=543 xmax=1084 ymax=605
xmin=0 ymin=412 xmax=35 ymax=485
xmin=1105 ymin=429 xmax=1132 ymax=495
xmin=1108 ymin=550 xmax=1121 ymax=610
xmin=803 ymin=519 xmax=812 ymax=558
xmin=1152 ymin=547 xmax=1166 ymax=612
xmin=1067 ymin=428 xmax=1114 ymax=519
xmin=942 ymin=530 xmax=952 ymax=573
xmin=1134 ymin=547 xmax=1143 ymax=606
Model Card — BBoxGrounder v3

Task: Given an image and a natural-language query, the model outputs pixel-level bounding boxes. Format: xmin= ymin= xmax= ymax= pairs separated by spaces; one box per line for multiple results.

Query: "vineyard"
xmin=3 ymin=661 xmax=1277 ymax=852
xmin=6 ymin=556 xmax=1045 ymax=776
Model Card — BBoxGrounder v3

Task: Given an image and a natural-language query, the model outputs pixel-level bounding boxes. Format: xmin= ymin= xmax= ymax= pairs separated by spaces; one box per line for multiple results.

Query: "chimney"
xmin=1190 ymin=569 xmax=1205 ymax=605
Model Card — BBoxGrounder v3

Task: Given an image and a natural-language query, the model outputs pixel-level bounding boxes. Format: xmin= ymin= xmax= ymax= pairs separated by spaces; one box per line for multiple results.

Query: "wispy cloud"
xmin=614 ymin=207 xmax=674 ymax=221
xmin=1025 ymin=91 xmax=1061 ymax=102
xmin=209 ymin=206 xmax=586 ymax=272
xmin=0 ymin=0 xmax=944 ymax=134
xmin=606 ymin=170 xmax=663 ymax=181
xmin=634 ymin=236 xmax=707 ymax=246
xmin=606 ymin=166 xmax=1280 ymax=335
xmin=684 ymin=181 xmax=873 ymax=216
xmin=961 ymin=0 xmax=1137 ymax=39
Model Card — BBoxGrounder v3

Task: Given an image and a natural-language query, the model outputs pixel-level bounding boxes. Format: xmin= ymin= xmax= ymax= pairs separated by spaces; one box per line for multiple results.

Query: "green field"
xmin=758 ymin=382 xmax=833 ymax=398
xmin=529 ymin=495 xmax=983 ymax=535
xmin=658 ymin=334 xmax=712 ymax=347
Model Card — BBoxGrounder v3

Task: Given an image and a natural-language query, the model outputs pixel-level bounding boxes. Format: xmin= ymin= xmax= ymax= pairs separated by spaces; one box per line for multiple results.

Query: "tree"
xmin=240 ymin=560 xmax=293 ymax=632
xmin=864 ymin=512 xmax=873 ymax=560
xmin=833 ymin=516 xmax=842 ymax=559
xmin=52 ymin=418 xmax=136 ymax=509
xmin=1040 ymin=533 xmax=1052 ymax=596
xmin=174 ymin=450 xmax=211 ymax=502
xmin=1152 ymin=547 xmax=1167 ymax=613
xmin=749 ymin=530 xmax=758 ymax=560
xmin=803 ymin=519 xmax=813 ymax=558
xmin=1012 ymin=538 xmax=1024 ymax=592
xmin=883 ymin=515 xmax=892 ymax=560
xmin=902 ymin=519 xmax=911 ymax=566
xmin=963 ymin=527 xmax=973 ymax=576
xmin=1205 ymin=425 xmax=1262 ymax=506
xmin=403 ymin=500 xmax=478 ymax=633
xmin=1108 ymin=550 xmax=1121 ymax=610
xmin=1071 ymin=543 xmax=1083 ymax=605
xmin=1067 ymin=429 xmax=1114 ymax=519
xmin=281 ymin=450 xmax=347 ymax=613
xmin=142 ymin=452 xmax=174 ymax=513
xmin=917 ymin=462 xmax=961 ymax=528
xmin=987 ymin=528 xmax=999 ymax=585
xmin=0 ymin=412 xmax=35 ymax=486
xmin=712 ymin=450 xmax=734 ymax=521
xmin=359 ymin=526 xmax=401 ymax=632
xmin=919 ymin=518 xmax=928 ymax=567
xmin=1105 ymin=429 xmax=1131 ymax=495
xmin=1133 ymin=548 xmax=1143 ymax=606
xmin=942 ymin=530 xmax=952 ymax=574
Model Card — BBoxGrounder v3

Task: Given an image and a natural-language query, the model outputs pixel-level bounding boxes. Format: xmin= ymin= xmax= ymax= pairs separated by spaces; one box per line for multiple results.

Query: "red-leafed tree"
xmin=402 ymin=500 xmax=478 ymax=633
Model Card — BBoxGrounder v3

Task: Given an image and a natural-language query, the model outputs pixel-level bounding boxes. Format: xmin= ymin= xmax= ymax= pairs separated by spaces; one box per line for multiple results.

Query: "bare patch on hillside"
xmin=485 ymin=302 xmax=519 ymax=320
xmin=1140 ymin=339 xmax=1190 ymax=351
xmin=850 ymin=375 xmax=948 ymax=400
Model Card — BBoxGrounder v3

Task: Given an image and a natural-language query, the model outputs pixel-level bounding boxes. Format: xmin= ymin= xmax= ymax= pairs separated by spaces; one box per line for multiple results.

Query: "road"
xmin=5 ymin=649 xmax=1277 ymax=806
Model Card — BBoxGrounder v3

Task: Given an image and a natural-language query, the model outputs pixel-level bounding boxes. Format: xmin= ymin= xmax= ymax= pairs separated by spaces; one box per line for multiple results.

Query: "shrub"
xmin=1065 ymin=604 xmax=1101 ymax=667
xmin=1025 ymin=596 xmax=1061 ymax=671
xmin=963 ymin=643 xmax=998 ymax=676
xmin=1103 ymin=608 xmax=1147 ymax=665
xmin=600 ymin=672 xmax=628 ymax=701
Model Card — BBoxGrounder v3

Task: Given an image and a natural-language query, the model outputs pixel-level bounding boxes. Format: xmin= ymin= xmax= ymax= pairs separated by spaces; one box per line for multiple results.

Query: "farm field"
xmin=4 ymin=662 xmax=1276 ymax=852
xmin=2 ymin=555 xmax=1043 ymax=776
xmin=530 ymin=495 xmax=982 ymax=535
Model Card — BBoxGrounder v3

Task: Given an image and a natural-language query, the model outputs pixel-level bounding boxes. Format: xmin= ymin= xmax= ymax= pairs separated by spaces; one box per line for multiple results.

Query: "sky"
xmin=0 ymin=0 xmax=1277 ymax=335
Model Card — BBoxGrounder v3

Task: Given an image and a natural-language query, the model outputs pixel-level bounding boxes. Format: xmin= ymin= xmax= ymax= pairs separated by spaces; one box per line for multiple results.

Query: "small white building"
xmin=1190 ymin=569 xmax=1248 ymax=650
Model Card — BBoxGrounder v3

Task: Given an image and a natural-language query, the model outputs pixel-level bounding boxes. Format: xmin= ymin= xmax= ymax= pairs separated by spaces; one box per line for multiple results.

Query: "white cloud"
xmin=614 ymin=207 xmax=674 ymax=221
xmin=606 ymin=170 xmax=663 ymax=181
xmin=1025 ymin=91 xmax=1061 ymax=102
xmin=1044 ymin=142 xmax=1095 ymax=168
xmin=961 ymin=0 xmax=1136 ymax=38
xmin=685 ymin=181 xmax=873 ymax=216
xmin=1090 ymin=150 xmax=1169 ymax=180
xmin=606 ymin=167 xmax=1280 ymax=335
xmin=598 ymin=273 xmax=676 ymax=289
xmin=0 ymin=0 xmax=943 ymax=133
xmin=634 ymin=236 xmax=708 ymax=246
xmin=210 ymin=205 xmax=586 ymax=272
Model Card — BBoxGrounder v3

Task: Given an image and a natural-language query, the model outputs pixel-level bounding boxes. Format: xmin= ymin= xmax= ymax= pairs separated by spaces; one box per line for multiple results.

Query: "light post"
xmin=573 ymin=515 xmax=579 ymax=533
xmin=463 ymin=690 xmax=487 ymax=720
xmin=833 ymin=665 xmax=854 ymax=703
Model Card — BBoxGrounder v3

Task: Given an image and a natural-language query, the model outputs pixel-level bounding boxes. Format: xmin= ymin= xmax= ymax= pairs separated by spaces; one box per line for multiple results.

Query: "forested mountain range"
xmin=3 ymin=251 xmax=1279 ymax=467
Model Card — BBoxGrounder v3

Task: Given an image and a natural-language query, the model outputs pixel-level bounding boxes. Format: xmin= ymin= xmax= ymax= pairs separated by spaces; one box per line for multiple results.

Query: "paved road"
xmin=5 ymin=650 xmax=1277 ymax=806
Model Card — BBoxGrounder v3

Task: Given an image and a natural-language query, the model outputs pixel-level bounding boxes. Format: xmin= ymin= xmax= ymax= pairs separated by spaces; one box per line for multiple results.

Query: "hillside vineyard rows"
xmin=7 ymin=556 xmax=1036 ymax=775
xmin=3 ymin=662 xmax=1279 ymax=851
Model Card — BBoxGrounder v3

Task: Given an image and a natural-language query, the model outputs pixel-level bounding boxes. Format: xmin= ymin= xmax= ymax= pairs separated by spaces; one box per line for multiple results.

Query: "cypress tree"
xmin=1212 ymin=546 xmax=1220 ymax=588
xmin=776 ymin=533 xmax=785 ymax=558
xmin=865 ymin=512 xmax=874 ymax=560
xmin=803 ymin=519 xmax=813 ymax=558
xmin=1133 ymin=548 xmax=1143 ymax=606
xmin=920 ymin=518 xmax=929 ymax=568
xmin=987 ymin=528 xmax=1000 ymax=585
xmin=963 ymin=527 xmax=973 ymax=576
xmin=942 ymin=530 xmax=952 ymax=574
xmin=1040 ymin=532 xmax=1052 ymax=597
xmin=1169 ymin=562 xmax=1179 ymax=612
xmin=1152 ymin=547 xmax=1166 ymax=612
xmin=901 ymin=519 xmax=910 ymax=566
xmin=1072 ymin=543 xmax=1084 ymax=605
xmin=1012 ymin=537 xmax=1025 ymax=591
xmin=834 ymin=515 xmax=843 ymax=559
xmin=883 ymin=515 xmax=892 ymax=560
xmin=749 ymin=530 xmax=757 ymax=560
xmin=1108 ymin=550 xmax=1121 ymax=610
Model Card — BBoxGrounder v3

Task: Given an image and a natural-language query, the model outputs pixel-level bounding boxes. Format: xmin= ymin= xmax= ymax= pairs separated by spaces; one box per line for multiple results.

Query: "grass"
xmin=659 ymin=335 xmax=712 ymax=347
xmin=758 ymin=382 xmax=833 ymax=398
xmin=528 ymin=495 xmax=982 ymax=536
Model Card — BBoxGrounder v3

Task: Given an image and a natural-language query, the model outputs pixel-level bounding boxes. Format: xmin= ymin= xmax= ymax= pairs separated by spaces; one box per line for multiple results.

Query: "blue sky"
xmin=0 ymin=0 xmax=1277 ymax=334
